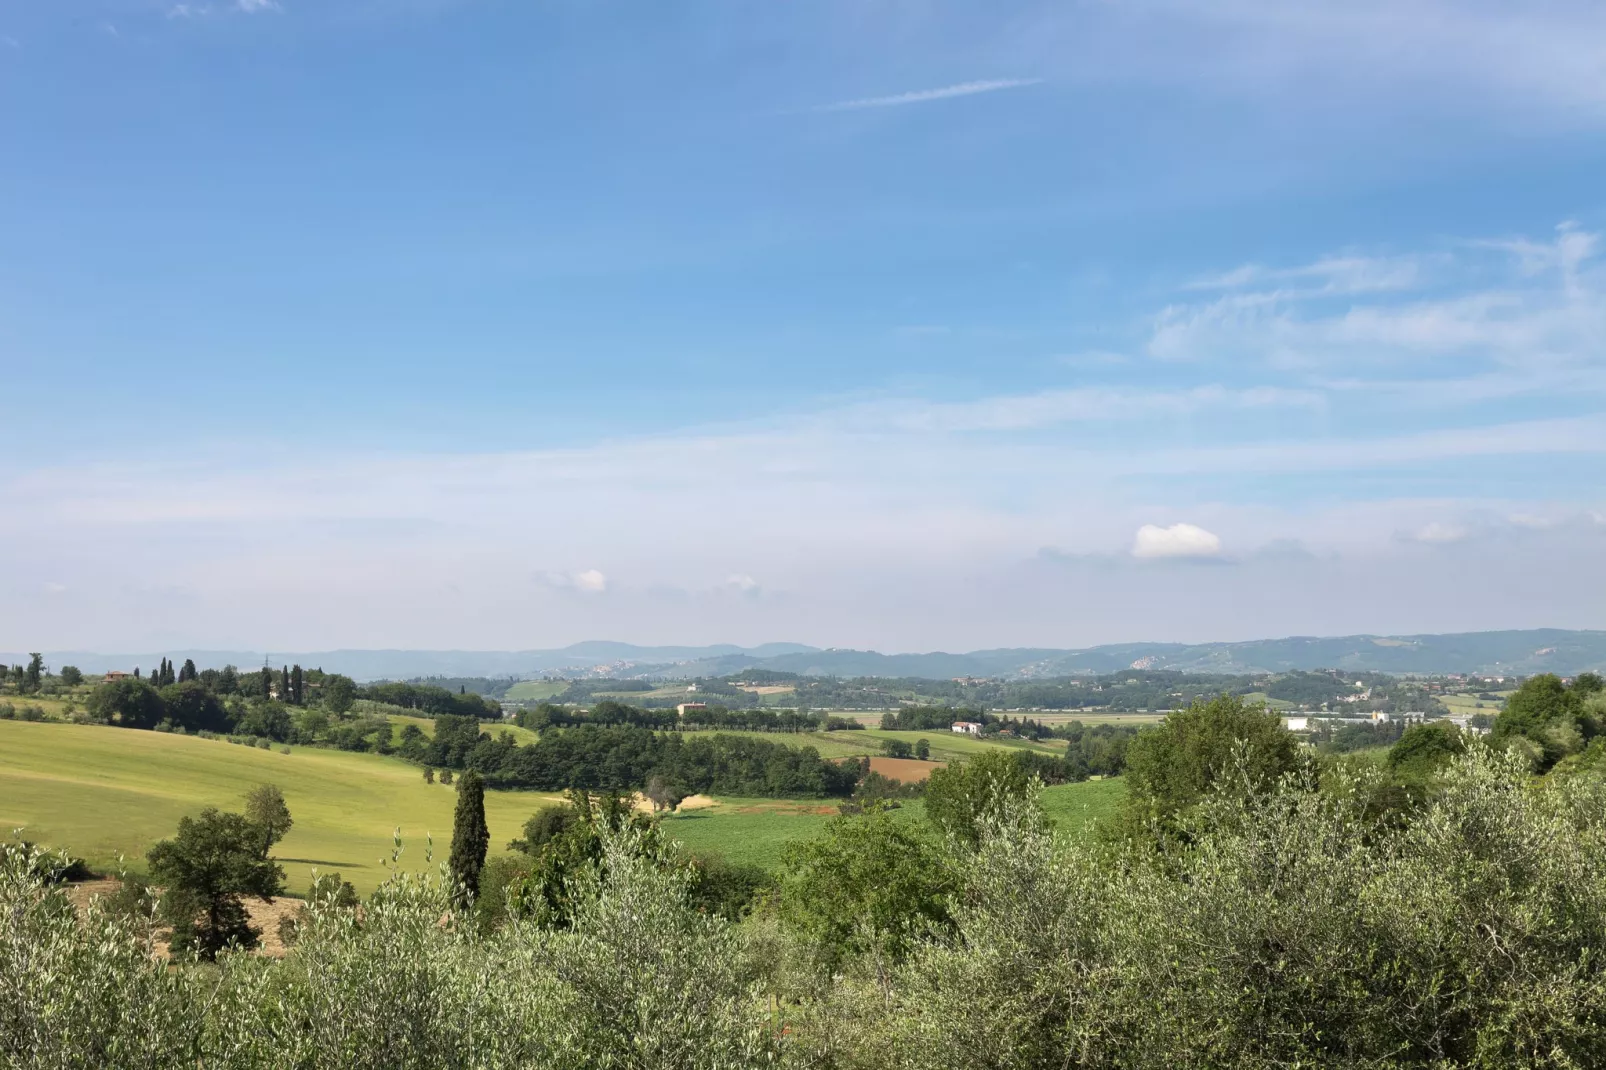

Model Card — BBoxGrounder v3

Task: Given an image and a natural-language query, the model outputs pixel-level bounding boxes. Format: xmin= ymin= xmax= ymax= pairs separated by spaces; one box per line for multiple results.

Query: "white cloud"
xmin=1411 ymin=522 xmax=1467 ymax=544
xmin=818 ymin=79 xmax=1040 ymax=112
xmin=237 ymin=0 xmax=281 ymax=11
xmin=1131 ymin=523 xmax=1223 ymax=559
xmin=1150 ymin=224 xmax=1606 ymax=371
xmin=536 ymin=569 xmax=608 ymax=594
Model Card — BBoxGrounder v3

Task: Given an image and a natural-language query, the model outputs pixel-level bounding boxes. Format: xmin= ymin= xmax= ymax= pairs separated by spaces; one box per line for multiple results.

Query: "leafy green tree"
xmin=243 ymin=784 xmax=293 ymax=858
xmin=915 ymin=737 xmax=930 ymax=761
xmin=146 ymin=808 xmax=283 ymax=959
xmin=1123 ymin=693 xmax=1301 ymax=825
xmin=57 ymin=665 xmax=83 ymax=688
xmin=924 ymin=749 xmax=1033 ymax=845
xmin=509 ymin=804 xmax=578 ymax=854
xmin=880 ymin=738 xmax=913 ymax=759
xmin=321 ymin=673 xmax=357 ymax=715
xmin=1492 ymin=673 xmax=1595 ymax=771
xmin=1387 ymin=721 xmax=1467 ymax=783
xmin=178 ymin=658 xmax=198 ymax=683
xmin=448 ymin=771 xmax=490 ymax=904
xmin=23 ymin=653 xmax=43 ymax=694
xmin=87 ymin=678 xmax=165 ymax=729
xmin=290 ymin=664 xmax=305 ymax=706
xmin=158 ymin=680 xmax=229 ymax=733
xmin=504 ymin=790 xmax=660 ymax=928
xmin=779 ymin=804 xmax=954 ymax=970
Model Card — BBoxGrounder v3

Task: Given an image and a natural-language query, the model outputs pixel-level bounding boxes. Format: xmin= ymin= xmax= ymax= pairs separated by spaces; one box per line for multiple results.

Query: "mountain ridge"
xmin=8 ymin=628 xmax=1604 ymax=680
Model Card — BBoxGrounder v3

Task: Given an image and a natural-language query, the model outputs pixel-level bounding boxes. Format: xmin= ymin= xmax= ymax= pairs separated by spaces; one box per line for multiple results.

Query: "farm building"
xmin=951 ymin=721 xmax=983 ymax=736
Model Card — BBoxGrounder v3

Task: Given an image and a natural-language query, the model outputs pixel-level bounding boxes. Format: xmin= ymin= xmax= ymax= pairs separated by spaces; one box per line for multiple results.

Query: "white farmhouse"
xmin=951 ymin=721 xmax=984 ymax=736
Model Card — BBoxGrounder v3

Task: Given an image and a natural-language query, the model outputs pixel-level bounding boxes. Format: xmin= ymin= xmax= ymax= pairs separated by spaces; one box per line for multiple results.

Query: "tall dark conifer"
xmin=290 ymin=665 xmax=304 ymax=705
xmin=447 ymin=771 xmax=490 ymax=905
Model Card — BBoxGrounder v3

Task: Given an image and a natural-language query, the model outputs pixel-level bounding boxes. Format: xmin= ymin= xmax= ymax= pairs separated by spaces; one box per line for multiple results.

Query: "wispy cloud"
xmin=5 ymin=222 xmax=1605 ymax=649
xmin=817 ymin=78 xmax=1040 ymax=112
xmin=236 ymin=0 xmax=281 ymax=12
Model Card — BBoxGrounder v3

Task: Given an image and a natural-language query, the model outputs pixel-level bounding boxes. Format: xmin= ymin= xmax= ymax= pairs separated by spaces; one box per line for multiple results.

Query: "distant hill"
xmin=10 ymin=629 xmax=1604 ymax=681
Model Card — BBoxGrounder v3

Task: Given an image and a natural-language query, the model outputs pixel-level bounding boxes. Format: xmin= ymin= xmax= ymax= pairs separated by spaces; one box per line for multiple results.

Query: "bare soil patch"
xmin=65 ymin=879 xmax=301 ymax=958
xmin=868 ymin=757 xmax=946 ymax=784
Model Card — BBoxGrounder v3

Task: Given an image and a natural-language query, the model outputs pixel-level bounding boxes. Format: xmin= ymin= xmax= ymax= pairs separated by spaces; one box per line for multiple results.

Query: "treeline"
xmin=410 ymin=716 xmax=862 ymax=797
xmin=514 ymin=701 xmax=860 ymax=734
xmin=361 ymin=681 xmax=501 ymax=719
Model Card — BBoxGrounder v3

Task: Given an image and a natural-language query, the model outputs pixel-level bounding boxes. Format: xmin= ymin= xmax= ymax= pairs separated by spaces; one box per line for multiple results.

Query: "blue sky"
xmin=3 ymin=0 xmax=1605 ymax=652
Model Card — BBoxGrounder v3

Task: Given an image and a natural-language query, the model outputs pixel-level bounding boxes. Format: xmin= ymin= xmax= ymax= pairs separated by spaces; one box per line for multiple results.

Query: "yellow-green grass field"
xmin=1439 ymin=692 xmax=1509 ymax=713
xmin=502 ymin=680 xmax=572 ymax=703
xmin=0 ymin=720 xmax=562 ymax=896
xmin=0 ymin=694 xmax=78 ymax=719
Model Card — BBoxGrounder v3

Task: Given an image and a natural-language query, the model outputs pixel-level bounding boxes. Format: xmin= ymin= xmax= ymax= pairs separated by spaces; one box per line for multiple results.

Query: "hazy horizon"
xmin=4 ymin=1 xmax=1604 ymax=652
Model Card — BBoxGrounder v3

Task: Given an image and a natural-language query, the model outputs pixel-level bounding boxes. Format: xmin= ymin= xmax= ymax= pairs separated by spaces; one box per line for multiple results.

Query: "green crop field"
xmin=0 ymin=720 xmax=563 ymax=896
xmin=660 ymin=778 xmax=1126 ymax=871
xmin=502 ymin=680 xmax=572 ymax=703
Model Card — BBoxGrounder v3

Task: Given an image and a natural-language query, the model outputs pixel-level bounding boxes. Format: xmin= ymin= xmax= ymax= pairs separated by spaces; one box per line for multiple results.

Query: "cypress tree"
xmin=279 ymin=666 xmax=289 ymax=701
xmin=447 ymin=771 xmax=489 ymax=905
xmin=290 ymin=665 xmax=304 ymax=705
xmin=180 ymin=658 xmax=198 ymax=683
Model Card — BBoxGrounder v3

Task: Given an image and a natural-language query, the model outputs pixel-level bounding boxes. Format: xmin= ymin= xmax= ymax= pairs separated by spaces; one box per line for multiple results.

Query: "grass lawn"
xmin=0 ymin=720 xmax=561 ymax=896
xmin=0 ymin=695 xmax=76 ymax=719
xmin=659 ymin=778 xmax=1126 ymax=871
xmin=502 ymin=680 xmax=571 ymax=703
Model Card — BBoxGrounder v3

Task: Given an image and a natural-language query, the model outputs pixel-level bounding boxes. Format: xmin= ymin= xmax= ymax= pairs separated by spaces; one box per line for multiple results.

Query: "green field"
xmin=660 ymin=778 xmax=1126 ymax=870
xmin=502 ymin=680 xmax=572 ymax=703
xmin=0 ymin=720 xmax=563 ymax=896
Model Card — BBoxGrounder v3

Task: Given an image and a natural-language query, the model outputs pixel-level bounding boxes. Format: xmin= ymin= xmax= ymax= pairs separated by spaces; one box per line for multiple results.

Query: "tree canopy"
xmin=1123 ymin=693 xmax=1301 ymax=824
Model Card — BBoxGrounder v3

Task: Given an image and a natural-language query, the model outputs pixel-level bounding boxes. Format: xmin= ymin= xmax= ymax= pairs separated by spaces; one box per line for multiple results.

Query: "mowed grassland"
xmin=502 ymin=680 xmax=571 ymax=703
xmin=0 ymin=721 xmax=562 ymax=896
xmin=1439 ymin=692 xmax=1511 ymax=713
xmin=660 ymin=778 xmax=1127 ymax=871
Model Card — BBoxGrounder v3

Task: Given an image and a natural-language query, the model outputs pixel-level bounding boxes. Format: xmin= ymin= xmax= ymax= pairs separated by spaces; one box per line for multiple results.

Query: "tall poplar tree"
xmin=290 ymin=665 xmax=304 ymax=705
xmin=448 ymin=771 xmax=490 ymax=906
